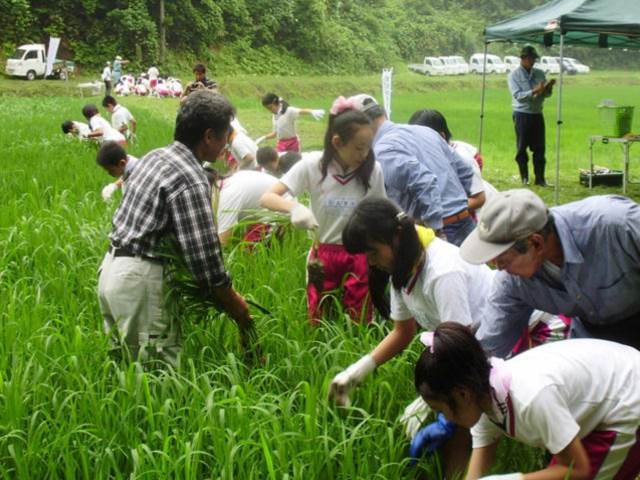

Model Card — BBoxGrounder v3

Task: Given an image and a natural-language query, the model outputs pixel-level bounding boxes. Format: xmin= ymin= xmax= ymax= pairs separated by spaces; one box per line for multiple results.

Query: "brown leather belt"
xmin=442 ymin=209 xmax=470 ymax=226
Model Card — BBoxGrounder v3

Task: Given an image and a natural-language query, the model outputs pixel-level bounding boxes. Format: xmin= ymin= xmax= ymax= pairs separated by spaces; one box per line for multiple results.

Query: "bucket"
xmin=597 ymin=105 xmax=634 ymax=137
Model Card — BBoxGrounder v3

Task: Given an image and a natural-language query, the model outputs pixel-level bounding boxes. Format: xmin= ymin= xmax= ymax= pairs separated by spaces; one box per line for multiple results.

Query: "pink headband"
xmin=330 ymin=96 xmax=356 ymax=116
xmin=419 ymin=331 xmax=435 ymax=353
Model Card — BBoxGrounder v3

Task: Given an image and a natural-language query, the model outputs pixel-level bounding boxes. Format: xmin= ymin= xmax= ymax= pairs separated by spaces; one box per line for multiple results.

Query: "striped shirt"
xmin=109 ymin=141 xmax=230 ymax=292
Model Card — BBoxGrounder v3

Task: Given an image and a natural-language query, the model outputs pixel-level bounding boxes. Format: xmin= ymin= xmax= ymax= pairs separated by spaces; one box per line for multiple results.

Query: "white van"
xmin=503 ymin=55 xmax=520 ymax=73
xmin=538 ymin=56 xmax=560 ymax=74
xmin=469 ymin=54 xmax=507 ymax=74
xmin=565 ymin=57 xmax=591 ymax=74
xmin=450 ymin=56 xmax=470 ymax=75
xmin=439 ymin=56 xmax=460 ymax=75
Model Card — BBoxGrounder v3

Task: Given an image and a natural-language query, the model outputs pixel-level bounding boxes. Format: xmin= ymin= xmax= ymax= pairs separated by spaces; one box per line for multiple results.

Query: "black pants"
xmin=571 ymin=314 xmax=640 ymax=351
xmin=104 ymin=80 xmax=112 ymax=95
xmin=513 ymin=111 xmax=546 ymax=183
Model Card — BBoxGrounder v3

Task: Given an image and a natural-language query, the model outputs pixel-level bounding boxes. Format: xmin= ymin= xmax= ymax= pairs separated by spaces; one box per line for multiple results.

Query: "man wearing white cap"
xmin=460 ymin=189 xmax=640 ymax=355
xmin=348 ymin=93 xmax=475 ymax=246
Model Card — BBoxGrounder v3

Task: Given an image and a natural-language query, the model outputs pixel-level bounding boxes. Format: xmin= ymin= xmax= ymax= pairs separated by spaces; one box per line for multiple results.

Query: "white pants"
xmin=97 ymin=251 xmax=180 ymax=367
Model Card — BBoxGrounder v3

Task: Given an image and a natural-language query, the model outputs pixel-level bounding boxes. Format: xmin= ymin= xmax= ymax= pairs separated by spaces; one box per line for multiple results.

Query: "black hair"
xmin=102 ymin=95 xmax=117 ymax=107
xmin=61 ymin=120 xmax=74 ymax=134
xmin=81 ymin=104 xmax=99 ymax=120
xmin=414 ymin=322 xmax=491 ymax=413
xmin=358 ymin=96 xmax=386 ymax=121
xmin=256 ymin=146 xmax=279 ymax=167
xmin=278 ymin=151 xmax=301 ymax=175
xmin=174 ymin=90 xmax=235 ymax=150
xmin=408 ymin=109 xmax=452 ymax=142
xmin=320 ymin=109 xmax=375 ymax=191
xmin=193 ymin=63 xmax=206 ymax=74
xmin=96 ymin=141 xmax=127 ymax=168
xmin=261 ymin=93 xmax=288 ymax=114
xmin=342 ymin=197 xmax=423 ymax=318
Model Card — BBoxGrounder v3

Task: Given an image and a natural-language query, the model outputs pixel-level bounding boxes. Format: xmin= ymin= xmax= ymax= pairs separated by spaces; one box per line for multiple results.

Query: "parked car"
xmin=439 ymin=56 xmax=460 ymax=75
xmin=5 ymin=43 xmax=75 ymax=80
xmin=537 ymin=56 xmax=560 ymax=75
xmin=469 ymin=53 xmax=507 ymax=74
xmin=554 ymin=57 xmax=578 ymax=75
xmin=445 ymin=56 xmax=470 ymax=75
xmin=564 ymin=57 xmax=591 ymax=74
xmin=504 ymin=55 xmax=520 ymax=73
xmin=408 ymin=56 xmax=447 ymax=76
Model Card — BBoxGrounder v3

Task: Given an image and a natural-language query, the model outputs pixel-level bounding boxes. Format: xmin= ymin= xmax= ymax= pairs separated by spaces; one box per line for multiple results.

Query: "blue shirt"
xmin=373 ymin=120 xmax=473 ymax=229
xmin=508 ymin=65 xmax=550 ymax=114
xmin=478 ymin=195 xmax=640 ymax=357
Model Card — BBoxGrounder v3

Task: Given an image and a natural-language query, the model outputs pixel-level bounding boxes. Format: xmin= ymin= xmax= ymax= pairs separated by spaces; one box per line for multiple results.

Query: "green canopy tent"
xmin=478 ymin=0 xmax=640 ymax=202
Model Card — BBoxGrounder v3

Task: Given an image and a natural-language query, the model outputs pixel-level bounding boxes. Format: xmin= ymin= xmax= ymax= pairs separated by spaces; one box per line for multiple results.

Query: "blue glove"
xmin=409 ymin=413 xmax=457 ymax=465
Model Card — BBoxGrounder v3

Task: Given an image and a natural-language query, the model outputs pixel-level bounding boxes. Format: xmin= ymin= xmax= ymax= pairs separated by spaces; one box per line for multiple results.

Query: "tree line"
xmin=1 ymin=0 xmax=635 ymax=74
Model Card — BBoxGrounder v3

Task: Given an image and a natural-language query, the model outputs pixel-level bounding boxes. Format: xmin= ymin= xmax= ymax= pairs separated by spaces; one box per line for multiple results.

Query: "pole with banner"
xmin=381 ymin=68 xmax=393 ymax=120
xmin=45 ymin=37 xmax=61 ymax=78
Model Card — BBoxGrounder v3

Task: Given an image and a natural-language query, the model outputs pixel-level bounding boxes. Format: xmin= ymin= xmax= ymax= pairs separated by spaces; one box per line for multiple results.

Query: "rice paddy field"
xmin=1 ymin=70 xmax=639 ymax=478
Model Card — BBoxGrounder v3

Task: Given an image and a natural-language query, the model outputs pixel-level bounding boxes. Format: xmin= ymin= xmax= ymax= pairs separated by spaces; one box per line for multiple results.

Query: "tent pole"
xmin=478 ymin=42 xmax=488 ymax=153
xmin=554 ymin=33 xmax=565 ymax=204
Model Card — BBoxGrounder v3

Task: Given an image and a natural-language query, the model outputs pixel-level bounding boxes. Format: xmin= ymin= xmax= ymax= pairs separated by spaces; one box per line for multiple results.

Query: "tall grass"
xmin=0 ymin=73 xmax=638 ymax=477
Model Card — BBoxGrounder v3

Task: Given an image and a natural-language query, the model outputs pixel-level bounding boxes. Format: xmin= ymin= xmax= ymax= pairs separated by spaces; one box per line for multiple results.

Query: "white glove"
xmin=480 ymin=474 xmax=523 ymax=480
xmin=311 ymin=109 xmax=325 ymax=120
xmin=129 ymin=132 xmax=137 ymax=144
xmin=101 ymin=182 xmax=119 ymax=202
xmin=290 ymin=204 xmax=319 ymax=230
xmin=328 ymin=354 xmax=377 ymax=407
xmin=400 ymin=396 xmax=432 ymax=439
xmin=255 ymin=135 xmax=267 ymax=145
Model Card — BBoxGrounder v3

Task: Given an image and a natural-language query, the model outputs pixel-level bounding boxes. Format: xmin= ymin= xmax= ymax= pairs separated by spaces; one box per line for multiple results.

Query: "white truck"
xmin=5 ymin=44 xmax=75 ymax=80
xmin=469 ymin=53 xmax=507 ymax=74
xmin=408 ymin=56 xmax=447 ymax=76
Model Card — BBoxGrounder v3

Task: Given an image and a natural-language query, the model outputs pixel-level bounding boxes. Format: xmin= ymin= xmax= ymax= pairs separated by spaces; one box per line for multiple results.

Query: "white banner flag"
xmin=381 ymin=68 xmax=393 ymax=120
xmin=45 ymin=37 xmax=61 ymax=77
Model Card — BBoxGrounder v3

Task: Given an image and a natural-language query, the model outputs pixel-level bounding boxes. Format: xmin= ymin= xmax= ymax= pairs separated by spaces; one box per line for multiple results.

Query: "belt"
xmin=442 ymin=209 xmax=470 ymax=226
xmin=109 ymin=245 xmax=163 ymax=264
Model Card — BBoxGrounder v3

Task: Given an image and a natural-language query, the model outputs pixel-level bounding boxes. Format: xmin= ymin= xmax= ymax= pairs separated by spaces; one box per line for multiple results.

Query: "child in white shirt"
xmin=413 ymin=322 xmax=640 ymax=480
xmin=82 ymin=104 xmax=126 ymax=145
xmin=102 ymin=95 xmax=136 ymax=141
xmin=61 ymin=120 xmax=91 ymax=140
xmin=260 ymin=96 xmax=386 ymax=324
xmin=256 ymin=93 xmax=325 ymax=152
xmin=96 ymin=141 xmax=139 ymax=202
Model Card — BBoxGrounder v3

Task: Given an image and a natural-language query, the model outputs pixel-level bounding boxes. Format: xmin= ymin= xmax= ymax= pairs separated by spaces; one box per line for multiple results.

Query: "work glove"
xmin=409 ymin=413 xmax=457 ymax=465
xmin=400 ymin=396 xmax=432 ymax=439
xmin=480 ymin=474 xmax=523 ymax=480
xmin=101 ymin=182 xmax=119 ymax=203
xmin=290 ymin=204 xmax=319 ymax=230
xmin=129 ymin=132 xmax=137 ymax=144
xmin=328 ymin=354 xmax=377 ymax=407
xmin=311 ymin=109 xmax=325 ymax=121
xmin=255 ymin=135 xmax=267 ymax=145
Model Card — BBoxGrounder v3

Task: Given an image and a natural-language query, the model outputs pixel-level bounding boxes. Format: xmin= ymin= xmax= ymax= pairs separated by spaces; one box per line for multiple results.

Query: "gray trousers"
xmin=97 ymin=251 xmax=180 ymax=367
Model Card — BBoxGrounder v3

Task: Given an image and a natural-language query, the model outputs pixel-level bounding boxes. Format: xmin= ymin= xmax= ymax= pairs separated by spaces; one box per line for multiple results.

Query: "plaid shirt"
xmin=109 ymin=141 xmax=230 ymax=292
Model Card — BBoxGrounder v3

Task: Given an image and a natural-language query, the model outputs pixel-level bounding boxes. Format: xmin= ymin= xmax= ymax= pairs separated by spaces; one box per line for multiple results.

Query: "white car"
xmin=408 ymin=56 xmax=447 ymax=76
xmin=439 ymin=56 xmax=461 ymax=75
xmin=564 ymin=57 xmax=591 ymax=74
xmin=447 ymin=56 xmax=470 ymax=74
xmin=469 ymin=53 xmax=507 ymax=74
xmin=504 ymin=56 xmax=520 ymax=73
xmin=538 ymin=56 xmax=561 ymax=74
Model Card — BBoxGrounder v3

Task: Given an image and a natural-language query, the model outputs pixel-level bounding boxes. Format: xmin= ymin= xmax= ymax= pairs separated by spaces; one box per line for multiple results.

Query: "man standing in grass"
xmin=508 ymin=46 xmax=555 ymax=186
xmin=97 ymin=90 xmax=259 ymax=367
xmin=460 ymin=189 xmax=640 ymax=355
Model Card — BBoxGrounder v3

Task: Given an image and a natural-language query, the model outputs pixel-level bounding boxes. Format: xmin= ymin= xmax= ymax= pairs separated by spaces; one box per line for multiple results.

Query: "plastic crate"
xmin=579 ymin=169 xmax=623 ymax=187
xmin=597 ymin=105 xmax=634 ymax=137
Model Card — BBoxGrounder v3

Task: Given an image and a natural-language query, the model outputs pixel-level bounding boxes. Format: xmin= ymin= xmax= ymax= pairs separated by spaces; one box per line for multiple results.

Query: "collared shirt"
xmin=508 ymin=65 xmax=550 ymax=114
xmin=109 ymin=141 xmax=230 ymax=292
xmin=477 ymin=195 xmax=640 ymax=357
xmin=372 ymin=120 xmax=473 ymax=229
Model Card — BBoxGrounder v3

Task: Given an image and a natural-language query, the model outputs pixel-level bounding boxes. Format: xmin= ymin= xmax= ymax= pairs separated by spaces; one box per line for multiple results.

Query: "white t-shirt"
xmin=111 ymin=104 xmax=134 ymax=138
xmin=451 ymin=140 xmax=484 ymax=196
xmin=231 ymin=118 xmax=247 ymax=135
xmin=72 ymin=121 xmax=91 ymax=139
xmin=390 ymin=237 xmax=495 ymax=329
xmin=281 ymin=154 xmax=386 ymax=244
xmin=147 ymin=66 xmax=159 ymax=80
xmin=102 ymin=66 xmax=111 ymax=81
xmin=230 ymin=131 xmax=258 ymax=169
xmin=273 ymin=106 xmax=301 ymax=140
xmin=471 ymin=339 xmax=640 ymax=454
xmin=89 ymin=115 xmax=125 ymax=143
xmin=216 ymin=170 xmax=280 ymax=234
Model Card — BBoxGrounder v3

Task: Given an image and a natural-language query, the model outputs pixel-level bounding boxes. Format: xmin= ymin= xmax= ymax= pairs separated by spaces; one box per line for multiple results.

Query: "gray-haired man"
xmin=98 ymin=90 xmax=258 ymax=366
xmin=460 ymin=189 xmax=640 ymax=355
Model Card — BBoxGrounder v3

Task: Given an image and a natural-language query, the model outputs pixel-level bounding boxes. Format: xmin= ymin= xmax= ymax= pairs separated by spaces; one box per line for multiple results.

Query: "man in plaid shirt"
xmin=98 ymin=90 xmax=257 ymax=366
